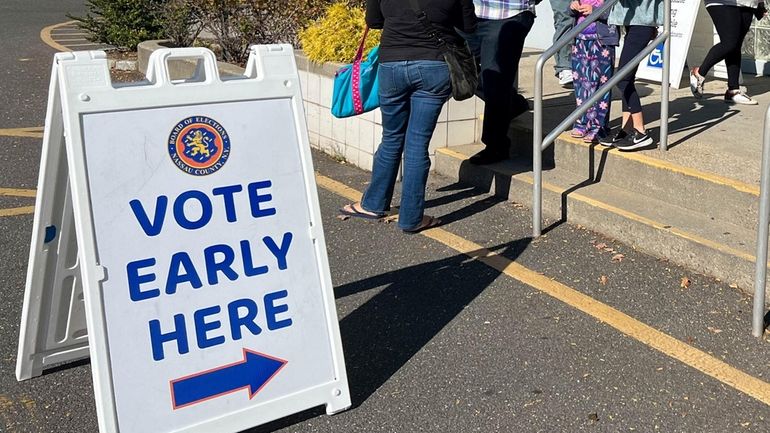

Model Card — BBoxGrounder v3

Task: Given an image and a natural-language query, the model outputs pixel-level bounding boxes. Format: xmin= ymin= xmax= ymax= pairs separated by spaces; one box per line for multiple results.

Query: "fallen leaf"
xmin=729 ymin=283 xmax=739 ymax=289
xmin=680 ymin=277 xmax=691 ymax=289
xmin=383 ymin=215 xmax=398 ymax=223
xmin=611 ymin=253 xmax=625 ymax=262
xmin=741 ymin=422 xmax=750 ymax=427
xmin=336 ymin=215 xmax=350 ymax=221
xmin=599 ymin=275 xmax=609 ymax=285
xmin=707 ymin=326 xmax=723 ymax=334
xmin=594 ymin=242 xmax=607 ymax=250
xmin=588 ymin=413 xmax=599 ymax=422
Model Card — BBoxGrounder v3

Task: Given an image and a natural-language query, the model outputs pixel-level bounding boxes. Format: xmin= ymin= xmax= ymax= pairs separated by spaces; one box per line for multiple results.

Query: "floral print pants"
xmin=571 ymin=38 xmax=614 ymax=141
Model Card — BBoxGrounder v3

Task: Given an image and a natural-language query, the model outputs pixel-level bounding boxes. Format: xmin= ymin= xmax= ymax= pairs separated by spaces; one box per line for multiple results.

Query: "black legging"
xmin=616 ymin=26 xmax=656 ymax=114
xmin=699 ymin=5 xmax=754 ymax=90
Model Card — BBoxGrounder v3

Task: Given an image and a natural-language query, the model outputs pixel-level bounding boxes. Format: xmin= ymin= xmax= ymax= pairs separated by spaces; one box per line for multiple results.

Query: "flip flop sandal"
xmin=570 ymin=130 xmax=586 ymax=138
xmin=339 ymin=204 xmax=383 ymax=220
xmin=402 ymin=216 xmax=441 ymax=234
xmin=583 ymin=135 xmax=597 ymax=143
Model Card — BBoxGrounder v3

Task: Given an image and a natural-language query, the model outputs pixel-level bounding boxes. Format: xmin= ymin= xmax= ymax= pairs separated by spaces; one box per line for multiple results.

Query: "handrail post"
xmin=533 ymin=58 xmax=544 ymax=237
xmin=659 ymin=0 xmax=671 ymax=151
xmin=531 ymin=0 xmax=618 ymax=238
xmin=753 ymin=105 xmax=770 ymax=338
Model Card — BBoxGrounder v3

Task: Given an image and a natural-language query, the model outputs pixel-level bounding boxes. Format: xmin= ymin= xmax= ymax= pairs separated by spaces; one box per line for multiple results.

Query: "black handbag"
xmin=755 ymin=2 xmax=767 ymax=20
xmin=407 ymin=0 xmax=479 ymax=101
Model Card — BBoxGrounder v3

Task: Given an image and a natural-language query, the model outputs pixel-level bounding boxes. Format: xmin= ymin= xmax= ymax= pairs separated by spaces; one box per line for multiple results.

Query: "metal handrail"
xmin=533 ymin=0 xmax=671 ymax=237
xmin=752 ymin=105 xmax=770 ymax=338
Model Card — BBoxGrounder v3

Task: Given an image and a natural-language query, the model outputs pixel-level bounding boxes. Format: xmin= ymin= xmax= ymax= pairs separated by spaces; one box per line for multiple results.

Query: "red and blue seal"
xmin=168 ymin=116 xmax=230 ymax=176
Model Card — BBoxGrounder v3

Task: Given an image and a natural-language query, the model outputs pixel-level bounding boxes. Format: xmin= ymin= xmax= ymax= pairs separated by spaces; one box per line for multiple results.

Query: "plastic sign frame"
xmin=17 ymin=45 xmax=351 ymax=433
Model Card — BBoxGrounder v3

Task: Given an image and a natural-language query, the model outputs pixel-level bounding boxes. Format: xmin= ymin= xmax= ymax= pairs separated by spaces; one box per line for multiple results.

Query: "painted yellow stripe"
xmin=40 ymin=21 xmax=77 ymax=52
xmin=0 ymin=206 xmax=35 ymax=217
xmin=0 ymin=188 xmax=36 ymax=198
xmin=0 ymin=127 xmax=44 ymax=139
xmin=315 ymin=175 xmax=361 ymax=201
xmin=436 ymin=147 xmax=471 ymax=161
xmin=436 ymin=147 xmax=761 ymax=264
xmin=314 ymin=173 xmax=770 ymax=406
xmin=561 ymin=134 xmax=760 ymax=196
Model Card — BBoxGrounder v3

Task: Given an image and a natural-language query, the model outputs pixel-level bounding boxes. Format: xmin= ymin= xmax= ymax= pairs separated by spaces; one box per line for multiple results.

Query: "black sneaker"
xmin=598 ymin=129 xmax=628 ymax=147
xmin=614 ymin=130 xmax=653 ymax=151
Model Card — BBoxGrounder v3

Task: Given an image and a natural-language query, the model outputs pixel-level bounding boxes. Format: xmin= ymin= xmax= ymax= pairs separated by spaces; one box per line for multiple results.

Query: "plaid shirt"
xmin=473 ymin=0 xmax=537 ymax=19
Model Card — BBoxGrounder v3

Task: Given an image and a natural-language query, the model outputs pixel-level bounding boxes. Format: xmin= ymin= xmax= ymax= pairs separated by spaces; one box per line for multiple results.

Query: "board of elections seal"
xmin=168 ymin=116 xmax=230 ymax=176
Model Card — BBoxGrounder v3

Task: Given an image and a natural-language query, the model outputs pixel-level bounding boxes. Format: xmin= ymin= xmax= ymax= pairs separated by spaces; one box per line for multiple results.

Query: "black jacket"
xmin=366 ymin=0 xmax=477 ymax=62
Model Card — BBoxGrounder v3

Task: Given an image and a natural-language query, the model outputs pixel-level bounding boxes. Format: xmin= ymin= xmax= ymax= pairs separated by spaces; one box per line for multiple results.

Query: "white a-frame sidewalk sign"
xmin=16 ymin=45 xmax=351 ymax=432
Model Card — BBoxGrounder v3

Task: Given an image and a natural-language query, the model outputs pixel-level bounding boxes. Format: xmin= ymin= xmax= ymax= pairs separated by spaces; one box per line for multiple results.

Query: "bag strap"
xmin=353 ymin=26 xmax=370 ymax=63
xmin=406 ymin=0 xmax=447 ymax=47
xmin=351 ymin=26 xmax=370 ymax=115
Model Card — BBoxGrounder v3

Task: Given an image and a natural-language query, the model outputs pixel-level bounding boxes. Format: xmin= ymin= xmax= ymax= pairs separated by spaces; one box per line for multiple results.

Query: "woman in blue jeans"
xmin=340 ymin=0 xmax=476 ymax=233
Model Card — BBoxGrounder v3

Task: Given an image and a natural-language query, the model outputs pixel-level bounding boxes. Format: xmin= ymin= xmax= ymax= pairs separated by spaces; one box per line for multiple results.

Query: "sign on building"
xmin=16 ymin=46 xmax=351 ymax=433
xmin=635 ymin=0 xmax=702 ymax=88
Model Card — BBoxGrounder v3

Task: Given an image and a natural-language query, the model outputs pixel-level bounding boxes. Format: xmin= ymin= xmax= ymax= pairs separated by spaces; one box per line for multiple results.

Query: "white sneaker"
xmin=558 ymin=70 xmax=573 ymax=87
xmin=689 ymin=70 xmax=705 ymax=98
xmin=724 ymin=90 xmax=758 ymax=105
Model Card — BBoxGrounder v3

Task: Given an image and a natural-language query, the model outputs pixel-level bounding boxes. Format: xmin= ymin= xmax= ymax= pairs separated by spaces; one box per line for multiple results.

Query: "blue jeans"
xmin=361 ymin=60 xmax=451 ymax=230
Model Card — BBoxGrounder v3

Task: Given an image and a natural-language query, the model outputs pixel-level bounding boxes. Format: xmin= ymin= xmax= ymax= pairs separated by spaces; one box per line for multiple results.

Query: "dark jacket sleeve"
xmin=459 ymin=0 xmax=477 ymax=33
xmin=366 ymin=0 xmax=384 ymax=29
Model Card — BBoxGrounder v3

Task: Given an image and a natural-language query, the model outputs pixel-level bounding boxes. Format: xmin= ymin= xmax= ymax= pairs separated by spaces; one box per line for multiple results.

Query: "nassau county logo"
xmin=168 ymin=116 xmax=230 ymax=176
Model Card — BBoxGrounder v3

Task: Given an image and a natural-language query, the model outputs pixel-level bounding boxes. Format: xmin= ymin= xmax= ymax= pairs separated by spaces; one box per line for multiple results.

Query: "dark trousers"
xmin=462 ymin=12 xmax=535 ymax=155
xmin=700 ymin=5 xmax=754 ymax=90
xmin=616 ymin=26 xmax=656 ymax=114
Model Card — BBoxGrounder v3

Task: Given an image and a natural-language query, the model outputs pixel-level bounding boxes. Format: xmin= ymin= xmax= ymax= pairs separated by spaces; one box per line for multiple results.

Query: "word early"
xmin=124 ymin=180 xmax=295 ymax=361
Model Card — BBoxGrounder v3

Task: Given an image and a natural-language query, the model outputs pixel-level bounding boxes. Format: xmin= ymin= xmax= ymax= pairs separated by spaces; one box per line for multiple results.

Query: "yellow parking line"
xmin=314 ymin=173 xmax=770 ymax=407
xmin=0 ymin=206 xmax=35 ymax=217
xmin=0 ymin=127 xmax=44 ymax=139
xmin=0 ymin=188 xmax=36 ymax=198
xmin=40 ymin=21 xmax=76 ymax=52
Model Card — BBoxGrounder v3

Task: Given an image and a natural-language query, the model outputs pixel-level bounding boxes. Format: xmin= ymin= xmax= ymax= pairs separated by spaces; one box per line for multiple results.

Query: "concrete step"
xmin=434 ymin=143 xmax=766 ymax=292
xmin=505 ymin=112 xmax=760 ymax=231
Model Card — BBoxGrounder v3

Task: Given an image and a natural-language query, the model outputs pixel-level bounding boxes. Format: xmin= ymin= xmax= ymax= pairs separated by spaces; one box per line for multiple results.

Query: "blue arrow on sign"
xmin=170 ymin=349 xmax=287 ymax=409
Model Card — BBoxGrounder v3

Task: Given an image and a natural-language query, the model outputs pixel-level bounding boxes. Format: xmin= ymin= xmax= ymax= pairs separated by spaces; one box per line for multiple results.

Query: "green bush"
xmin=187 ymin=0 xmax=331 ymax=65
xmin=299 ymin=2 xmax=380 ymax=63
xmin=68 ymin=0 xmax=167 ymax=50
xmin=162 ymin=0 xmax=203 ymax=48
xmin=70 ymin=0 xmax=361 ymax=62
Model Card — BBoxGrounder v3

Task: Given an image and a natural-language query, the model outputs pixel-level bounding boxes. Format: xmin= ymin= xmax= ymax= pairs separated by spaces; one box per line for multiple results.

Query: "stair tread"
xmin=436 ymin=146 xmax=759 ymax=261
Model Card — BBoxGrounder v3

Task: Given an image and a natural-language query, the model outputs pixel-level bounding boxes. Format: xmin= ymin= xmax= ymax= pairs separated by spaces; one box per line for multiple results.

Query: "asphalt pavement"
xmin=2 ymin=2 xmax=770 ymax=432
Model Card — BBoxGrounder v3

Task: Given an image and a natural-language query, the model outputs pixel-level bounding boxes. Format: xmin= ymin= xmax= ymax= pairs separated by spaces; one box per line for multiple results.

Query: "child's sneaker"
xmin=689 ymin=68 xmax=705 ymax=98
xmin=724 ymin=89 xmax=758 ymax=105
xmin=615 ymin=130 xmax=654 ymax=151
xmin=598 ymin=129 xmax=628 ymax=147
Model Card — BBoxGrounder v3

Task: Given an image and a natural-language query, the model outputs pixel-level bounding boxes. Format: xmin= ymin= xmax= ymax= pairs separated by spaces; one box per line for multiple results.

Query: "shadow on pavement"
xmin=248 ymin=238 xmax=532 ymax=432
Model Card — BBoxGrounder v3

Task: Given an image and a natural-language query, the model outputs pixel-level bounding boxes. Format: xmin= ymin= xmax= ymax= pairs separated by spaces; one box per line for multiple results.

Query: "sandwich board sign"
xmin=634 ymin=0 xmax=702 ymax=88
xmin=16 ymin=45 xmax=351 ymax=433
